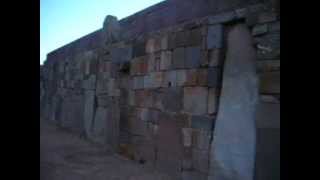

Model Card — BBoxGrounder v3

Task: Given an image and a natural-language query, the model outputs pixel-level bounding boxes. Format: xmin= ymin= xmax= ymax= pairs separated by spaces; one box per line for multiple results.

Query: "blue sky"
xmin=40 ymin=0 xmax=165 ymax=64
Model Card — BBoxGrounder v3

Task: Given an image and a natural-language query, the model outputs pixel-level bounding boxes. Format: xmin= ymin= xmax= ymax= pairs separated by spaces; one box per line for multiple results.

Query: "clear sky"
xmin=40 ymin=0 xmax=165 ymax=64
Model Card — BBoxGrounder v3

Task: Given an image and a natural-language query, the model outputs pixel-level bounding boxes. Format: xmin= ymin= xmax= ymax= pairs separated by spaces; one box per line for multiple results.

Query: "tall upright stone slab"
xmin=208 ymin=24 xmax=258 ymax=180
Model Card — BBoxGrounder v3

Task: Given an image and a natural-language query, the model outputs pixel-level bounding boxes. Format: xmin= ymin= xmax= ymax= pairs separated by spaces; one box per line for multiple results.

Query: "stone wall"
xmin=40 ymin=1 xmax=279 ymax=180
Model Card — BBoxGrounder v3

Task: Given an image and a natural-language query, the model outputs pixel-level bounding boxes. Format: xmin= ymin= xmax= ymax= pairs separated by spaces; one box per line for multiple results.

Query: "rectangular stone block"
xmin=184 ymin=87 xmax=208 ymax=115
xmin=185 ymin=69 xmax=198 ymax=86
xmin=185 ymin=46 xmax=201 ymax=69
xmin=143 ymin=75 xmax=152 ymax=89
xmin=132 ymin=41 xmax=146 ymax=58
xmin=192 ymin=129 xmax=212 ymax=150
xmin=172 ymin=47 xmax=185 ymax=69
xmin=150 ymin=72 xmax=163 ymax=88
xmin=160 ymin=51 xmax=172 ymax=71
xmin=92 ymin=107 xmax=108 ymax=144
xmin=141 ymin=90 xmax=153 ymax=108
xmin=130 ymin=58 xmax=139 ymax=76
xmin=161 ymin=35 xmax=169 ymax=50
xmin=207 ymin=67 xmax=221 ymax=88
xmin=177 ymin=70 xmax=187 ymax=87
xmin=133 ymin=76 xmax=144 ymax=90
xmin=149 ymin=109 xmax=160 ymax=124
xmin=197 ymin=69 xmax=208 ymax=86
xmin=146 ymin=38 xmax=156 ymax=54
xmin=110 ymin=46 xmax=132 ymax=63
xmin=191 ymin=115 xmax=214 ymax=131
xmin=192 ymin=149 xmax=210 ymax=173
xmin=200 ymin=50 xmax=209 ymax=67
xmin=162 ymin=71 xmax=177 ymax=88
xmin=252 ymin=24 xmax=268 ymax=36
xmin=128 ymin=90 xmax=135 ymax=106
xmin=151 ymin=89 xmax=165 ymax=111
xmin=83 ymin=90 xmax=95 ymax=138
xmin=186 ymin=28 xmax=203 ymax=46
xmin=175 ymin=31 xmax=187 ymax=47
xmin=207 ymin=24 xmax=224 ymax=49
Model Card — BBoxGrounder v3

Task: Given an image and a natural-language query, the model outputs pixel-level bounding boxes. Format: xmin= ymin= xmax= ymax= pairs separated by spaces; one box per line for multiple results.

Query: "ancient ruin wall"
xmin=40 ymin=1 xmax=279 ymax=180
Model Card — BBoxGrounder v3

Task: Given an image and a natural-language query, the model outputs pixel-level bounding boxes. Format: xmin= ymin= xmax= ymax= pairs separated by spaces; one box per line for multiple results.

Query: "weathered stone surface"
xmin=102 ymin=15 xmax=121 ymax=45
xmin=209 ymin=49 xmax=223 ymax=67
xmin=146 ymin=38 xmax=156 ymax=53
xmin=150 ymin=72 xmax=163 ymax=88
xmin=252 ymin=24 xmax=268 ymax=36
xmin=185 ymin=69 xmax=198 ymax=86
xmin=192 ymin=149 xmax=210 ymax=173
xmin=92 ymin=107 xmax=108 ymax=144
xmin=183 ymin=87 xmax=208 ymax=115
xmin=182 ymin=128 xmax=193 ymax=147
xmin=175 ymin=31 xmax=187 ymax=47
xmin=191 ymin=115 xmax=213 ymax=131
xmin=209 ymin=24 xmax=258 ymax=180
xmin=83 ymin=90 xmax=95 ymax=138
xmin=160 ymin=51 xmax=172 ymax=71
xmin=186 ymin=28 xmax=203 ymax=46
xmin=182 ymin=171 xmax=208 ymax=180
xmin=257 ymin=60 xmax=280 ymax=72
xmin=161 ymin=35 xmax=169 ymax=50
xmin=162 ymin=71 xmax=177 ymax=88
xmin=259 ymin=71 xmax=280 ymax=94
xmin=82 ymin=75 xmax=96 ymax=90
xmin=143 ymin=75 xmax=152 ymax=89
xmin=197 ymin=69 xmax=208 ymax=86
xmin=162 ymin=87 xmax=183 ymax=112
xmin=110 ymin=46 xmax=132 ymax=63
xmin=208 ymin=88 xmax=218 ymax=114
xmin=172 ymin=48 xmax=185 ymax=69
xmin=256 ymin=102 xmax=280 ymax=129
xmin=207 ymin=25 xmax=224 ymax=49
xmin=132 ymin=41 xmax=146 ymax=58
xmin=133 ymin=76 xmax=144 ymax=90
xmin=96 ymin=94 xmax=110 ymax=107
xmin=177 ymin=70 xmax=187 ymax=86
xmin=185 ymin=46 xmax=201 ymax=69
xmin=192 ymin=129 xmax=211 ymax=151
xmin=207 ymin=67 xmax=221 ymax=88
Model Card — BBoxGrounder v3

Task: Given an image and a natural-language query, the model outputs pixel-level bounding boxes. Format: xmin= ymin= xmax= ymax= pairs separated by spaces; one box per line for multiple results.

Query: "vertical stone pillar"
xmin=208 ymin=24 xmax=258 ymax=180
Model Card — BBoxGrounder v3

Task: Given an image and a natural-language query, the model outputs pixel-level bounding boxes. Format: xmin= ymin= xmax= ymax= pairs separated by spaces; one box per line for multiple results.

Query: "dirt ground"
xmin=40 ymin=119 xmax=175 ymax=180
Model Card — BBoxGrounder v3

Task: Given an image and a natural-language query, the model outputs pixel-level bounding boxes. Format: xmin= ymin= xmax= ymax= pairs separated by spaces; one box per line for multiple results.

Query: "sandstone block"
xmin=185 ymin=46 xmax=201 ymax=69
xmin=184 ymin=87 xmax=208 ymax=115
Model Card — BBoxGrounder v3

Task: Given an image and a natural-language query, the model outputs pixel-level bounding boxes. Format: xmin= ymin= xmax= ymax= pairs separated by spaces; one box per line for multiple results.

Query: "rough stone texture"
xmin=172 ymin=48 xmax=185 ymax=69
xmin=207 ymin=25 xmax=224 ymax=49
xmin=185 ymin=46 xmax=201 ymax=69
xmin=160 ymin=51 xmax=172 ymax=71
xmin=208 ymin=24 xmax=259 ymax=180
xmin=183 ymin=87 xmax=208 ymax=115
xmin=83 ymin=90 xmax=95 ymax=138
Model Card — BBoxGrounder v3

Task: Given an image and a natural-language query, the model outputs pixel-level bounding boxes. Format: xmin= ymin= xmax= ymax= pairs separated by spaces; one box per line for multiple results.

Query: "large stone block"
xmin=207 ymin=25 xmax=224 ymax=49
xmin=191 ymin=115 xmax=214 ymax=131
xmin=143 ymin=75 xmax=152 ymax=89
xmin=185 ymin=69 xmax=198 ymax=86
xmin=162 ymin=87 xmax=183 ymax=112
xmin=161 ymin=35 xmax=169 ymax=50
xmin=162 ymin=71 xmax=178 ymax=88
xmin=185 ymin=46 xmax=201 ymax=69
xmin=150 ymin=72 xmax=163 ymax=88
xmin=82 ymin=75 xmax=96 ymax=90
xmin=197 ymin=69 xmax=208 ymax=86
xmin=186 ymin=28 xmax=203 ymax=46
xmin=183 ymin=87 xmax=208 ymax=115
xmin=192 ymin=149 xmax=210 ymax=173
xmin=177 ymin=70 xmax=187 ymax=86
xmin=132 ymin=41 xmax=146 ymax=58
xmin=172 ymin=48 xmax=185 ymax=69
xmin=207 ymin=67 xmax=221 ymax=88
xmin=146 ymin=37 xmax=161 ymax=54
xmin=192 ymin=129 xmax=212 ymax=151
xmin=133 ymin=76 xmax=144 ymax=90
xmin=110 ymin=46 xmax=132 ymax=64
xmin=83 ymin=90 xmax=95 ymax=138
xmin=160 ymin=51 xmax=172 ymax=71
xmin=175 ymin=31 xmax=188 ymax=47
